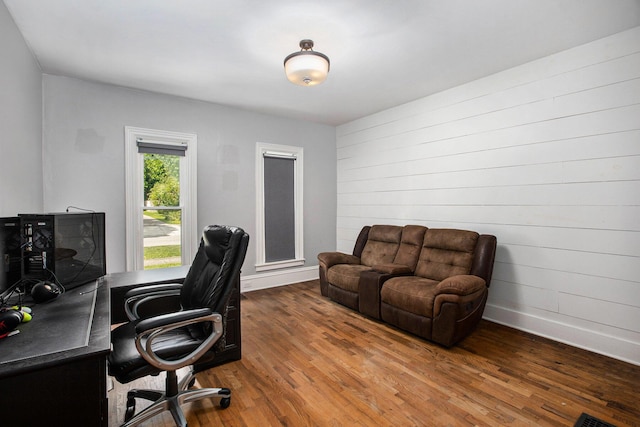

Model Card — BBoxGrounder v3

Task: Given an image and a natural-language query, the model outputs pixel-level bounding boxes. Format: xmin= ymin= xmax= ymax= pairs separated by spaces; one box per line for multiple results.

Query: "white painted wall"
xmin=42 ymin=75 xmax=336 ymax=276
xmin=336 ymin=27 xmax=640 ymax=365
xmin=0 ymin=2 xmax=43 ymax=216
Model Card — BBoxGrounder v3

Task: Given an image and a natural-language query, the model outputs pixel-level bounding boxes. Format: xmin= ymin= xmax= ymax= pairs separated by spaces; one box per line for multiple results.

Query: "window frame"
xmin=124 ymin=126 xmax=198 ymax=271
xmin=255 ymin=142 xmax=304 ymax=272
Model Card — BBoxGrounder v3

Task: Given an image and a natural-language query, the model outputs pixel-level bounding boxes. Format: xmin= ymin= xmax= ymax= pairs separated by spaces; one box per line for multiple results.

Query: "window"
xmin=125 ymin=127 xmax=198 ymax=271
xmin=256 ymin=142 xmax=304 ymax=271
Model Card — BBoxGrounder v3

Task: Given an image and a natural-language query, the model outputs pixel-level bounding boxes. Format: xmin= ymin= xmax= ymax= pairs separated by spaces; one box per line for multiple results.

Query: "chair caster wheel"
xmin=220 ymin=397 xmax=231 ymax=409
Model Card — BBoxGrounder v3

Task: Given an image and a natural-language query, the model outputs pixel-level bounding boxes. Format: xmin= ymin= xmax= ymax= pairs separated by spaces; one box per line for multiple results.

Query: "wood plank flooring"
xmin=108 ymin=280 xmax=640 ymax=426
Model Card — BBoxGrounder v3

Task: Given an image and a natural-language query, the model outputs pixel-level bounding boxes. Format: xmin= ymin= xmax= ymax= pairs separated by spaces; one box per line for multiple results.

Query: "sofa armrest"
xmin=435 ymin=274 xmax=486 ymax=296
xmin=432 ymin=275 xmax=487 ymax=326
xmin=358 ymin=270 xmax=393 ymax=319
xmin=432 ymin=278 xmax=489 ymax=346
xmin=317 ymin=252 xmax=361 ymax=269
xmin=372 ymin=263 xmax=412 ymax=275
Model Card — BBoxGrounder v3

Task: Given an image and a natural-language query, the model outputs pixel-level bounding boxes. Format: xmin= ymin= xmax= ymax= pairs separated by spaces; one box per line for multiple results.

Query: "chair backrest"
xmin=180 ymin=225 xmax=249 ymax=313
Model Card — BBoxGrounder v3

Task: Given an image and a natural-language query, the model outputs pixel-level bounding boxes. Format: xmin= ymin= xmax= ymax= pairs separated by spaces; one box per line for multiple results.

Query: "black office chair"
xmin=108 ymin=225 xmax=249 ymax=427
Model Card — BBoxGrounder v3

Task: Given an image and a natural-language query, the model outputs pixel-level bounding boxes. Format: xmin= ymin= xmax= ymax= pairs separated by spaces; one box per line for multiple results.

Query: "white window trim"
xmin=255 ymin=142 xmax=304 ymax=272
xmin=124 ymin=126 xmax=198 ymax=271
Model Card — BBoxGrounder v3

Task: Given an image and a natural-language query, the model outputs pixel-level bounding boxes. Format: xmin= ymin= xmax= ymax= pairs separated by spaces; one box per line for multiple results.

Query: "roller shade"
xmin=136 ymin=138 xmax=188 ymax=156
xmin=263 ymin=155 xmax=295 ymax=262
xmin=263 ymin=151 xmax=297 ymax=160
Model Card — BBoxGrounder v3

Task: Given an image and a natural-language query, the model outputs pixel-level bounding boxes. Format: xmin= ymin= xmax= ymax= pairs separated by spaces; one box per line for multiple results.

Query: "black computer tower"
xmin=19 ymin=212 xmax=106 ymax=290
xmin=0 ymin=217 xmax=22 ymax=294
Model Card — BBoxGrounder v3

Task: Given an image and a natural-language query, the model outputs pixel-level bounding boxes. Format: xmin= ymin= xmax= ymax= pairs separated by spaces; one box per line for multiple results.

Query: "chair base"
xmin=121 ymin=369 xmax=231 ymax=427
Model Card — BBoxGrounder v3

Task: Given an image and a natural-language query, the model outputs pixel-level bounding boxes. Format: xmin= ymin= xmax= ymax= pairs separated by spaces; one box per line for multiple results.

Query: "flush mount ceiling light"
xmin=284 ymin=39 xmax=330 ymax=86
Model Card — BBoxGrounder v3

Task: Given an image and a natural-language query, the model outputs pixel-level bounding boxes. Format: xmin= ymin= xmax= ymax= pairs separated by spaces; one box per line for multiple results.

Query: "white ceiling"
xmin=5 ymin=0 xmax=640 ymax=126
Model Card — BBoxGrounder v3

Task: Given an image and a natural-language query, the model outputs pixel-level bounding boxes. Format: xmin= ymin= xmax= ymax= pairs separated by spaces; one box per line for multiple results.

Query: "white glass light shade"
xmin=284 ymin=40 xmax=330 ymax=86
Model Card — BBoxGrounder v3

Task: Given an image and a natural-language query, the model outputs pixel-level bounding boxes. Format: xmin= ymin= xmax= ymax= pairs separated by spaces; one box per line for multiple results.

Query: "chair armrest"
xmin=317 ymin=252 xmax=361 ymax=269
xmin=134 ymin=307 xmax=223 ymax=371
xmin=135 ymin=307 xmax=213 ymax=333
xmin=124 ymin=283 xmax=183 ymax=298
xmin=124 ymin=283 xmax=183 ymax=321
xmin=435 ymin=275 xmax=486 ymax=296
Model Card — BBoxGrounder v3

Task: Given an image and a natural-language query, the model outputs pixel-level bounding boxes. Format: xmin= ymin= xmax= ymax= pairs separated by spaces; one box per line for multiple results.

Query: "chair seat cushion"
xmin=381 ymin=276 xmax=439 ymax=318
xmin=108 ymin=321 xmax=208 ymax=383
xmin=326 ymin=264 xmax=372 ymax=293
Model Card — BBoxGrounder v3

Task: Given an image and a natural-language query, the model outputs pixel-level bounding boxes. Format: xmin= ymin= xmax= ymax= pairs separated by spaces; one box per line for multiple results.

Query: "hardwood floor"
xmin=108 ymin=280 xmax=640 ymax=427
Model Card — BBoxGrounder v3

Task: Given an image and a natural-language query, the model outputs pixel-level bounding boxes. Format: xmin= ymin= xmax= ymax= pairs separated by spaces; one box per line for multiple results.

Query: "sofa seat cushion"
xmin=381 ymin=276 xmax=439 ymax=318
xmin=327 ymin=264 xmax=372 ymax=293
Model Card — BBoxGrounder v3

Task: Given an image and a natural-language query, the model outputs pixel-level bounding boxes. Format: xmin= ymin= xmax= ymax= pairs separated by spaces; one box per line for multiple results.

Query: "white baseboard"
xmin=484 ymin=304 xmax=640 ymax=366
xmin=241 ymin=265 xmax=319 ymax=293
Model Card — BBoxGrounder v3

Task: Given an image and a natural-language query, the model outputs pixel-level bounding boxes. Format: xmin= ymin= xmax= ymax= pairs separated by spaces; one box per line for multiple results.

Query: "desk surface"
xmin=107 ymin=265 xmax=190 ymax=325
xmin=0 ymin=279 xmax=110 ymax=379
xmin=106 ymin=265 xmax=191 ymax=288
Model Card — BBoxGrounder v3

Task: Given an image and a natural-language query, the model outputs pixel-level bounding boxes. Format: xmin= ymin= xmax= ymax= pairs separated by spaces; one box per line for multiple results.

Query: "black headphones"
xmin=31 ymin=281 xmax=63 ymax=303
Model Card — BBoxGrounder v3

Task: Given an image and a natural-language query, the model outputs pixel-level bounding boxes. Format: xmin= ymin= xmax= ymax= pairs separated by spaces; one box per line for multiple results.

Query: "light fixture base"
xmin=299 ymin=39 xmax=314 ymax=50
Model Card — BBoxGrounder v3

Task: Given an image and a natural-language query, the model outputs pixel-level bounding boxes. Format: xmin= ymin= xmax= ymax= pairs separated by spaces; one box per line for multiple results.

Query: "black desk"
xmin=0 ymin=267 xmax=241 ymax=426
xmin=0 ymin=279 xmax=110 ymax=426
xmin=107 ymin=265 xmax=191 ymax=324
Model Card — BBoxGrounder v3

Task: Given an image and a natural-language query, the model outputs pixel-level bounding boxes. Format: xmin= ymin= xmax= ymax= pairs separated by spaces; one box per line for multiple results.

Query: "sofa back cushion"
xmin=415 ymin=229 xmax=479 ymax=281
xmin=360 ymin=225 xmax=402 ymax=266
xmin=470 ymin=234 xmax=497 ymax=286
xmin=352 ymin=226 xmax=371 ymax=258
xmin=393 ymin=225 xmax=427 ymax=271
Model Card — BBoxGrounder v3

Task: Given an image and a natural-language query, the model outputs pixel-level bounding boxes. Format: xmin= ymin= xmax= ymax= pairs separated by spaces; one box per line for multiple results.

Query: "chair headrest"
xmin=202 ymin=225 xmax=238 ymax=264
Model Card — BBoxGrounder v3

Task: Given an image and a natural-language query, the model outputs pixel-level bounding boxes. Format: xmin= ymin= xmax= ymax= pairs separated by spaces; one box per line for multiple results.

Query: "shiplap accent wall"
xmin=335 ymin=27 xmax=640 ymax=365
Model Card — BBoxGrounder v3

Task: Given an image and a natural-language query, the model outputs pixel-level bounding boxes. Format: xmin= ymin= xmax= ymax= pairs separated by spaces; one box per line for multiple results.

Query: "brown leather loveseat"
xmin=318 ymin=225 xmax=497 ymax=347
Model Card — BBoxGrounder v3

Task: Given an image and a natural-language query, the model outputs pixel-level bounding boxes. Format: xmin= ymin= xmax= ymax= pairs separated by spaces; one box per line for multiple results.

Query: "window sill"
xmin=255 ymin=258 xmax=305 ymax=272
